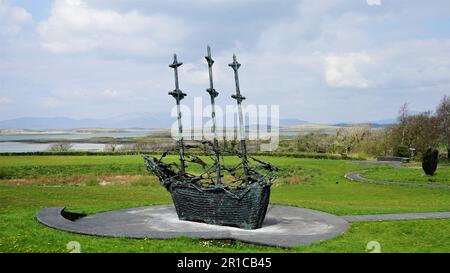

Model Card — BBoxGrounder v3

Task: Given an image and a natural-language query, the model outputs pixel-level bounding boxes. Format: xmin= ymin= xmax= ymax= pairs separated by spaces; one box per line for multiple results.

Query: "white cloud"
xmin=38 ymin=0 xmax=191 ymax=55
xmin=324 ymin=39 xmax=450 ymax=90
xmin=49 ymin=88 xmax=133 ymax=101
xmin=2 ymin=0 xmax=450 ymax=123
xmin=366 ymin=0 xmax=382 ymax=6
xmin=368 ymin=39 xmax=450 ymax=89
xmin=182 ymin=62 xmax=209 ymax=85
xmin=40 ymin=97 xmax=63 ymax=108
xmin=0 ymin=96 xmax=12 ymax=104
xmin=101 ymin=89 xmax=130 ymax=98
xmin=325 ymin=53 xmax=373 ymax=88
xmin=0 ymin=0 xmax=32 ymax=36
xmin=246 ymin=0 xmax=450 ymax=92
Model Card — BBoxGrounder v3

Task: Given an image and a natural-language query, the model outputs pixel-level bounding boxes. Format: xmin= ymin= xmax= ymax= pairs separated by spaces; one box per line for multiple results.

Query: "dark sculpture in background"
xmin=422 ymin=148 xmax=439 ymax=176
xmin=144 ymin=46 xmax=278 ymax=229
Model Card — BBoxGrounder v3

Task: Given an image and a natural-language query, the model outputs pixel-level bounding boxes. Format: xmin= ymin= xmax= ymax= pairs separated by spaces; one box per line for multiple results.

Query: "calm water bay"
xmin=0 ymin=142 xmax=106 ymax=153
xmin=0 ymin=130 xmax=156 ymax=153
xmin=0 ymin=129 xmax=303 ymax=153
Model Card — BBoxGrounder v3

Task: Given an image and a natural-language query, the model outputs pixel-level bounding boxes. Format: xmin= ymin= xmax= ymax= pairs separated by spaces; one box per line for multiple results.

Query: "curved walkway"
xmin=345 ymin=161 xmax=450 ymax=189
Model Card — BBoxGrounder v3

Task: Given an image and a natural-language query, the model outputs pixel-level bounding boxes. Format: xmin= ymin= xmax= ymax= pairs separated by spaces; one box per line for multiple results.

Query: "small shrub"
xmin=422 ymin=148 xmax=439 ymax=176
xmin=104 ymin=144 xmax=118 ymax=152
xmin=47 ymin=143 xmax=73 ymax=152
xmin=395 ymin=144 xmax=410 ymax=157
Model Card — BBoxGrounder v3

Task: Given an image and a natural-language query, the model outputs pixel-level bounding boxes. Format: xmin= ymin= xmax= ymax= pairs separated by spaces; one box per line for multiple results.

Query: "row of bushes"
xmin=251 ymin=151 xmax=366 ymax=160
xmin=0 ymin=151 xmax=145 ymax=156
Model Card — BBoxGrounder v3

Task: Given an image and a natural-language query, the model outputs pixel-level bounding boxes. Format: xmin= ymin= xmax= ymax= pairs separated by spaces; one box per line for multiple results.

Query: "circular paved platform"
xmin=36 ymin=205 xmax=349 ymax=248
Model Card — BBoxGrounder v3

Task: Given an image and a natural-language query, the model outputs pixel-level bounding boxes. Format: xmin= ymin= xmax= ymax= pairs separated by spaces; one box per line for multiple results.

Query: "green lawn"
xmin=1 ymin=155 xmax=450 ymax=253
xmin=362 ymin=165 xmax=450 ymax=186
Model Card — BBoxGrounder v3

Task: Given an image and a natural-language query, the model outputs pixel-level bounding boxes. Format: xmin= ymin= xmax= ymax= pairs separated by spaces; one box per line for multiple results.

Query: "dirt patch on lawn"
xmin=0 ymin=175 xmax=160 ymax=187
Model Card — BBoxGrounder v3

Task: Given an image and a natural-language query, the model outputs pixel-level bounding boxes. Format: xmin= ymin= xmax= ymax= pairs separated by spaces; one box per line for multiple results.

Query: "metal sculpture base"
xmin=143 ymin=155 xmax=276 ymax=230
xmin=170 ymin=182 xmax=270 ymax=229
xmin=36 ymin=205 xmax=349 ymax=248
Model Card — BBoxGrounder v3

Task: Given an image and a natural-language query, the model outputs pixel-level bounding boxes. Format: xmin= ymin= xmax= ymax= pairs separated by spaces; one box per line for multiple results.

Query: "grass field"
xmin=1 ymin=155 xmax=450 ymax=253
xmin=363 ymin=166 xmax=450 ymax=186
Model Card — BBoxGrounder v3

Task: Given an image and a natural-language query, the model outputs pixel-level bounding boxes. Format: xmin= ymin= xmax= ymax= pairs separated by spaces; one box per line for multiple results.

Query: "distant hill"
xmin=279 ymin=118 xmax=309 ymax=127
xmin=280 ymin=124 xmax=341 ymax=134
xmin=0 ymin=112 xmax=396 ymax=130
xmin=332 ymin=121 xmax=395 ymax=128
xmin=0 ymin=112 xmax=311 ymax=130
xmin=332 ymin=123 xmax=372 ymax=128
xmin=368 ymin=118 xmax=397 ymax=125
xmin=0 ymin=112 xmax=174 ymax=130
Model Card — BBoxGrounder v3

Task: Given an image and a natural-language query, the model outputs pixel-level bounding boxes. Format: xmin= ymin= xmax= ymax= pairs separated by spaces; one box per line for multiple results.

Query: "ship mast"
xmin=229 ymin=54 xmax=249 ymax=181
xmin=169 ymin=54 xmax=187 ymax=174
xmin=205 ymin=46 xmax=221 ymax=186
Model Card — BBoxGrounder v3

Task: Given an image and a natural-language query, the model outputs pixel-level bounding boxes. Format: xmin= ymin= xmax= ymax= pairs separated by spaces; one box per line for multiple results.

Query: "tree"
xmin=348 ymin=128 xmax=391 ymax=157
xmin=376 ymin=99 xmax=447 ymax=160
xmin=398 ymin=102 xmax=409 ymax=145
xmin=404 ymin=111 xmax=439 ymax=156
xmin=436 ymin=95 xmax=450 ymax=159
xmin=47 ymin=143 xmax=73 ymax=152
xmin=336 ymin=126 xmax=370 ymax=155
xmin=388 ymin=109 xmax=439 ymax=158
xmin=104 ymin=144 xmax=119 ymax=152
xmin=294 ymin=133 xmax=339 ymax=154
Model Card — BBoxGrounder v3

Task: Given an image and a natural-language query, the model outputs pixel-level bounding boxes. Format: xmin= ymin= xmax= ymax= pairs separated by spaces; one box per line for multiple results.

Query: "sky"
xmin=0 ymin=0 xmax=449 ymax=123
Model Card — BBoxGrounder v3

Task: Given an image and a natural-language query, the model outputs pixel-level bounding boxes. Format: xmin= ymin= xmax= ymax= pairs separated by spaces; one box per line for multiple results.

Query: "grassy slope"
xmin=1 ymin=156 xmax=450 ymax=253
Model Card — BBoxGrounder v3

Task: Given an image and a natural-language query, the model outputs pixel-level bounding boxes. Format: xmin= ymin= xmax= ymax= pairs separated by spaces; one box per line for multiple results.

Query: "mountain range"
xmin=0 ymin=113 xmax=309 ymax=130
xmin=0 ymin=112 xmax=394 ymax=130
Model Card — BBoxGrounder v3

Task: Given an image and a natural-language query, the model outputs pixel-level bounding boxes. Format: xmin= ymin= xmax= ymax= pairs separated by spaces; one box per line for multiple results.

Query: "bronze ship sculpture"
xmin=144 ymin=46 xmax=277 ymax=229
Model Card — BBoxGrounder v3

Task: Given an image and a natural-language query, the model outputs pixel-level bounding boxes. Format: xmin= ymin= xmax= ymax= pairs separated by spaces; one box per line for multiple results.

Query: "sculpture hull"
xmin=169 ymin=182 xmax=271 ymax=230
